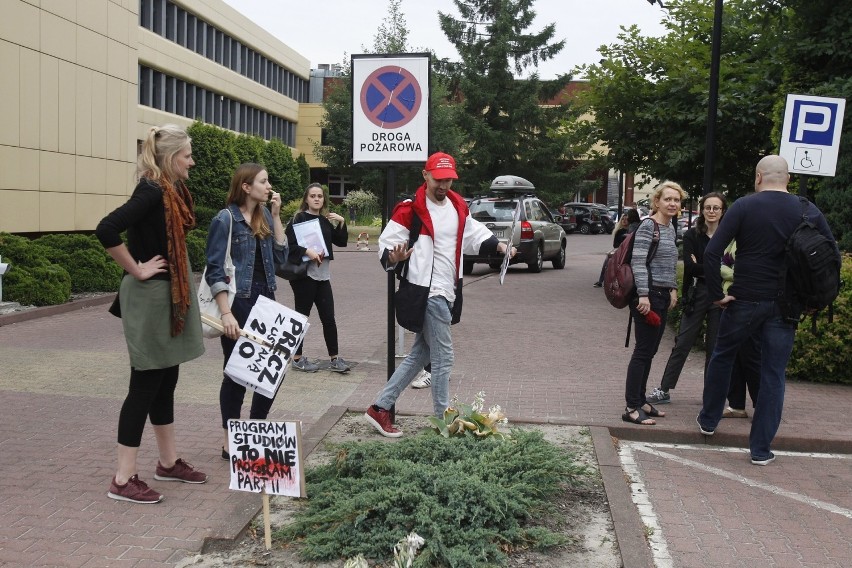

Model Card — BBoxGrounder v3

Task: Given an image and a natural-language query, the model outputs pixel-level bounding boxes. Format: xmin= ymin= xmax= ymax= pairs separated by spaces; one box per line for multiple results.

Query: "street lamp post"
xmin=646 ymin=0 xmax=723 ymax=196
xmin=702 ymin=0 xmax=723 ymax=195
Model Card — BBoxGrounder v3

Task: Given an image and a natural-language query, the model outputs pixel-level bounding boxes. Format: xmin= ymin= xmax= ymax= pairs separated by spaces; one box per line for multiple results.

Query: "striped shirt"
xmin=631 ymin=218 xmax=678 ymax=296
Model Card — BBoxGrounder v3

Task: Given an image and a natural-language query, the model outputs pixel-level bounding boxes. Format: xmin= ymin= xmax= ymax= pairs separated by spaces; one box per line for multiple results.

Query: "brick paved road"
xmin=1 ymin=233 xmax=850 ymax=567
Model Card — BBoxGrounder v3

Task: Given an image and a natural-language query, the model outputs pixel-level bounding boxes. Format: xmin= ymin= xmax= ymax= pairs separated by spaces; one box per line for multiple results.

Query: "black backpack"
xmin=784 ymin=197 xmax=841 ymax=321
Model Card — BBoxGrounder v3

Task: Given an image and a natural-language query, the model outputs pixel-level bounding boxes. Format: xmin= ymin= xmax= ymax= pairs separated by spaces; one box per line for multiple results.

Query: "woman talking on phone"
xmin=205 ymin=163 xmax=287 ymax=459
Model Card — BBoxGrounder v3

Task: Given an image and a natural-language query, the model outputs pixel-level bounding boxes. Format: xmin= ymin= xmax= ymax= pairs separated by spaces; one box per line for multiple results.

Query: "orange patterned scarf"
xmin=160 ymin=178 xmax=196 ymax=336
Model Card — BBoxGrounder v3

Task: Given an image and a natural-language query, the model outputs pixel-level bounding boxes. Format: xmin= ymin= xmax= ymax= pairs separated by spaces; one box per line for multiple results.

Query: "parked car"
xmin=562 ymin=203 xmax=604 ymax=235
xmin=464 ymin=176 xmax=567 ymax=274
xmin=590 ymin=204 xmax=615 ymax=234
xmin=555 ymin=204 xmax=578 ymax=234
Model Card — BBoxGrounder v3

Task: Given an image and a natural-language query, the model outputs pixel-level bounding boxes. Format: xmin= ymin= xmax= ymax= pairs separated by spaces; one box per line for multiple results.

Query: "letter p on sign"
xmin=793 ymin=102 xmax=835 ymax=145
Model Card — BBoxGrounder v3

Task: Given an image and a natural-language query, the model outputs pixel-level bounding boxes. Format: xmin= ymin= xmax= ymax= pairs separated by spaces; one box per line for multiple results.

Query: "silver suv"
xmin=463 ymin=175 xmax=567 ymax=274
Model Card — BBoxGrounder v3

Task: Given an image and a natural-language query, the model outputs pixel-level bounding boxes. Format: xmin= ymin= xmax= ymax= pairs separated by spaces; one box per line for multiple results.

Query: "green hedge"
xmin=667 ymin=257 xmax=852 ymax=385
xmin=787 ymin=255 xmax=852 ymax=384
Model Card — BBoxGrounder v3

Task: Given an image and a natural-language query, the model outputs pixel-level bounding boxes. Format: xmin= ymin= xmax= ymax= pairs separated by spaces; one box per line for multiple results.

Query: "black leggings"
xmin=289 ymin=277 xmax=339 ymax=357
xmin=117 ymin=365 xmax=179 ymax=447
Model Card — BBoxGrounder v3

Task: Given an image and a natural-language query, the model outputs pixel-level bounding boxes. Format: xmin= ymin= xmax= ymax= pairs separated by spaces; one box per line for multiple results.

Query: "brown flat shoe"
xmin=723 ymin=406 xmax=748 ymax=418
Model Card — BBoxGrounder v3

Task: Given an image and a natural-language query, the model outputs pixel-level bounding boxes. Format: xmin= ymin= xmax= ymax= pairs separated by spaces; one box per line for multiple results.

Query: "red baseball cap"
xmin=424 ymin=152 xmax=458 ymax=180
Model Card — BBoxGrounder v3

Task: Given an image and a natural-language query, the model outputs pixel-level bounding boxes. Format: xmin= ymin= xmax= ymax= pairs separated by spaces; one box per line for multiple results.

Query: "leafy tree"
xmin=186 ymin=121 xmax=237 ymax=208
xmin=437 ymin=0 xmax=588 ymax=201
xmin=263 ymin=139 xmax=301 ymax=202
xmin=577 ymin=0 xmax=786 ymax=200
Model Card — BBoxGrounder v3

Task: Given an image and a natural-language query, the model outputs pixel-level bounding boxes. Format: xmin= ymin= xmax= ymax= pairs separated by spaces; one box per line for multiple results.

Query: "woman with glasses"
xmin=647 ymin=192 xmax=727 ymax=405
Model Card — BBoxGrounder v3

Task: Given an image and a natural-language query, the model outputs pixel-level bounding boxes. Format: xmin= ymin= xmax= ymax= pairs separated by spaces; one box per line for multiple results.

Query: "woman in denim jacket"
xmin=204 ymin=163 xmax=287 ymax=458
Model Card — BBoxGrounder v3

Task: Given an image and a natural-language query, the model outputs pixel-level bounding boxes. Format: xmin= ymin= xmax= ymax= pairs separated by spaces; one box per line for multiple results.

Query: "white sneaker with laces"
xmin=410 ymin=370 xmax=432 ymax=389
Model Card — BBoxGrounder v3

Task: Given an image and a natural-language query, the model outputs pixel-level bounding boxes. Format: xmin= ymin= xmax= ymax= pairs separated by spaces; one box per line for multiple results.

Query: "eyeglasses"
xmin=703 ymin=206 xmax=723 ymax=212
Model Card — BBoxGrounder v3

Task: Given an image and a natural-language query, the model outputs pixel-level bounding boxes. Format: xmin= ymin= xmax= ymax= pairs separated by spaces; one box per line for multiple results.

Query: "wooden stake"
xmin=262 ymin=492 xmax=272 ymax=550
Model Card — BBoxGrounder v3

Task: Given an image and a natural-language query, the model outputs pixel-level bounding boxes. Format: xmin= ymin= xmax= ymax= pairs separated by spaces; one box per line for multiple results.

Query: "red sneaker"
xmin=154 ymin=458 xmax=208 ymax=484
xmin=107 ymin=475 xmax=163 ymax=504
xmin=365 ymin=406 xmax=403 ymax=438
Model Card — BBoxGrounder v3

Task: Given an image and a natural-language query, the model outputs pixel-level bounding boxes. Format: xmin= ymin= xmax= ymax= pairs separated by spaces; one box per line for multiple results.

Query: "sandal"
xmin=642 ymin=403 xmax=666 ymax=418
xmin=622 ymin=407 xmax=656 ymax=426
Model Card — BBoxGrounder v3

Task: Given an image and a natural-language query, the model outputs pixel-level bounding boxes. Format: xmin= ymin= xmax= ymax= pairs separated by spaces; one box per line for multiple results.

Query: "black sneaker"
xmin=696 ymin=415 xmax=715 ymax=436
xmin=751 ymin=452 xmax=775 ymax=466
xmin=647 ymin=387 xmax=670 ymax=404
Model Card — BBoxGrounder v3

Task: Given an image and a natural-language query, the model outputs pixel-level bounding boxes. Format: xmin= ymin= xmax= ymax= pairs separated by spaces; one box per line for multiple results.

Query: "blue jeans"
xmin=698 ymin=300 xmax=796 ymax=460
xmin=376 ymin=296 xmax=454 ymax=417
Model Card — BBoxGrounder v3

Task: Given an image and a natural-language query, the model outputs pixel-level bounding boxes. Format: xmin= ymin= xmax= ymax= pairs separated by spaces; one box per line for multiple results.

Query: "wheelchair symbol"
xmin=792 ymin=147 xmax=822 ymax=172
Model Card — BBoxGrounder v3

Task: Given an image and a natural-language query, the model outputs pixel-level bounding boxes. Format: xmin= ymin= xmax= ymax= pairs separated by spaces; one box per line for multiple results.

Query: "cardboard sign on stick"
xmin=227 ymin=419 xmax=305 ymax=497
xmin=224 ymin=296 xmax=310 ymax=399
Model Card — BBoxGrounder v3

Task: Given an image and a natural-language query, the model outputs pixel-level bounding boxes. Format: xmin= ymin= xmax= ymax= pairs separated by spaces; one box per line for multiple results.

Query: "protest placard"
xmin=224 ymin=295 xmax=309 ymax=399
xmin=227 ymin=419 xmax=305 ymax=497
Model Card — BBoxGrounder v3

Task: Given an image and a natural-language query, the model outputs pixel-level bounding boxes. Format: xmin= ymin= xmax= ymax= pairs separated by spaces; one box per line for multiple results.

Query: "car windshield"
xmin=470 ymin=200 xmax=519 ymax=221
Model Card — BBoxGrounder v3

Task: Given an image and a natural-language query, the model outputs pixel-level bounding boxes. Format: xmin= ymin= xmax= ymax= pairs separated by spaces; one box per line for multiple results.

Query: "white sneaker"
xmin=410 ymin=370 xmax=432 ymax=389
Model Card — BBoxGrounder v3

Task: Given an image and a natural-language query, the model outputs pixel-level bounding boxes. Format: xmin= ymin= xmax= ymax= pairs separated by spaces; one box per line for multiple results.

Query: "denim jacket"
xmin=205 ymin=204 xmax=287 ymax=298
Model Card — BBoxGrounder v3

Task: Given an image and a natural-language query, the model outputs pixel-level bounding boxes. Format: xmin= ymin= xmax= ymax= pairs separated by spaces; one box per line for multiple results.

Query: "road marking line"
xmin=629 ymin=442 xmax=852 ymax=519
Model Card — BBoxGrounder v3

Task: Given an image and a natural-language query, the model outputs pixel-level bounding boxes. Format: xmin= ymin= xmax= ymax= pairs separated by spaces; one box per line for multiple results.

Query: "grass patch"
xmin=275 ymin=429 xmax=591 ymax=567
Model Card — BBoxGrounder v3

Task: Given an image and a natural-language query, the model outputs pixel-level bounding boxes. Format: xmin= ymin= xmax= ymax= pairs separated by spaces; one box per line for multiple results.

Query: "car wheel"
xmin=462 ymin=260 xmax=474 ymax=275
xmin=552 ymin=241 xmax=566 ymax=269
xmin=579 ymin=223 xmax=590 ymax=235
xmin=527 ymin=244 xmax=543 ymax=273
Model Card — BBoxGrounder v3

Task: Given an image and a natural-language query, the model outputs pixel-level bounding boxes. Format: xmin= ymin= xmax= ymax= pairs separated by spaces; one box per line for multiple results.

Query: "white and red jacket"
xmin=379 ymin=184 xmax=499 ymax=331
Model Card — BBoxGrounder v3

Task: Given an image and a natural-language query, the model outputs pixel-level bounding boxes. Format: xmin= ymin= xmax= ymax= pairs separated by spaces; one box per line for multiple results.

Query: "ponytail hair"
xmin=137 ymin=124 xmax=191 ymax=183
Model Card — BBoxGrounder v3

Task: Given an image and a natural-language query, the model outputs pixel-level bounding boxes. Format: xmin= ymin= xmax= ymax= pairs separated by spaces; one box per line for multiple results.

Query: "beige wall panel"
xmin=107 ymin=38 xmax=129 ymax=82
xmin=106 ymin=159 xmax=131 ymax=196
xmin=0 ymin=146 xmax=40 ymax=191
xmin=41 ymin=0 xmax=76 ymax=22
xmin=18 ymin=48 xmax=41 ymax=150
xmin=58 ymin=60 xmax=77 ymax=154
xmin=136 ymin=108 xmax=192 ymax=140
xmin=107 ymin=0 xmax=129 ymax=45
xmin=0 ymin=43 xmax=21 ymax=146
xmin=90 ymin=72 xmax=107 ymax=158
xmin=75 ymin=192 xmax=107 ymax=230
xmin=39 ymin=191 xmax=75 ymax=231
xmin=76 ymin=156 xmax=107 ymax=195
xmin=77 ymin=25 xmax=107 ymax=73
xmin=37 ymin=54 xmax=58 ymax=152
xmin=0 ymin=190 xmax=40 ymax=233
xmin=105 ymin=193 xmax=128 ymax=213
xmin=121 ymin=81 xmax=133 ymax=162
xmin=40 ymin=10 xmax=76 ymax=62
xmin=77 ymin=0 xmax=109 ymax=36
xmin=75 ymin=66 xmax=93 ymax=156
xmin=39 ymin=151 xmax=75 ymax=194
xmin=105 ymin=79 xmax=122 ymax=160
xmin=2 ymin=1 xmax=40 ymax=51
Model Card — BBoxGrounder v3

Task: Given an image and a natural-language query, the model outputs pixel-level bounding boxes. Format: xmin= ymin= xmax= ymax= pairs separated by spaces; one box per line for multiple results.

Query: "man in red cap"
xmin=365 ymin=152 xmax=515 ymax=437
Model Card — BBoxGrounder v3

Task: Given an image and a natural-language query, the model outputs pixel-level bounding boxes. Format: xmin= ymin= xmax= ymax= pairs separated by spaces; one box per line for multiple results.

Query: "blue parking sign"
xmin=780 ymin=94 xmax=845 ymax=177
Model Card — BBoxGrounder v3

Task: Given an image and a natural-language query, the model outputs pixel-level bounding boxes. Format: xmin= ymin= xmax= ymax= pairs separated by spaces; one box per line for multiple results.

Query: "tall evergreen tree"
xmin=438 ymin=0 xmax=586 ymax=200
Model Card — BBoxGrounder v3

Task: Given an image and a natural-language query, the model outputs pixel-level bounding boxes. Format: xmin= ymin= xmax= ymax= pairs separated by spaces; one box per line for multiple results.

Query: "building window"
xmin=326 ymin=175 xmax=355 ymax=198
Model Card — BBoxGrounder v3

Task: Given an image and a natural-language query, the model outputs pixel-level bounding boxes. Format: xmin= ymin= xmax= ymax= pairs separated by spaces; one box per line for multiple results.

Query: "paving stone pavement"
xmin=1 ymin=234 xmax=850 ymax=567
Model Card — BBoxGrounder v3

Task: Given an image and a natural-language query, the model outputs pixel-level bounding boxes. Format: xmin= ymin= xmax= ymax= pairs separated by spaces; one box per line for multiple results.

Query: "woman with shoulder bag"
xmin=285 ymin=183 xmax=350 ymax=373
xmin=622 ymin=181 xmax=685 ymax=425
xmin=647 ymin=192 xmax=727 ymax=406
xmin=595 ymin=208 xmax=641 ymax=287
xmin=205 ymin=163 xmax=287 ymax=459
xmin=96 ymin=124 xmax=207 ymax=504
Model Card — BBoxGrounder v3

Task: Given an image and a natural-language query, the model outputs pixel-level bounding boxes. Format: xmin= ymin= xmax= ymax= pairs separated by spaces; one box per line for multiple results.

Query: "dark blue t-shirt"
xmin=704 ymin=190 xmax=835 ymax=302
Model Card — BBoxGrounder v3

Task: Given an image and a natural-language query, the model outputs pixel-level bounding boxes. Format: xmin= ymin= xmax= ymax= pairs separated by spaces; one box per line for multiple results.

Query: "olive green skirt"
xmin=119 ymin=274 xmax=205 ymax=371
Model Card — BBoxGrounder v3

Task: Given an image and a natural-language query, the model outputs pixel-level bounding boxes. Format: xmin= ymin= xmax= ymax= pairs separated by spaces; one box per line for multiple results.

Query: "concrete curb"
xmin=0 ymin=293 xmax=115 ymax=327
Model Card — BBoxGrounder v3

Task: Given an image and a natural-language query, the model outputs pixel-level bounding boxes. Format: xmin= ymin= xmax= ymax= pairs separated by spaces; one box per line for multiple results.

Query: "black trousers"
xmin=289 ymin=277 xmax=339 ymax=357
xmin=219 ymin=282 xmax=277 ymax=429
xmin=624 ymin=289 xmax=669 ymax=409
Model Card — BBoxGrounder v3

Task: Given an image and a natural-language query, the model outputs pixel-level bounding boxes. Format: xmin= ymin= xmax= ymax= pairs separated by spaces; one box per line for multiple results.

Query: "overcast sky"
xmin=221 ymin=0 xmax=669 ymax=79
